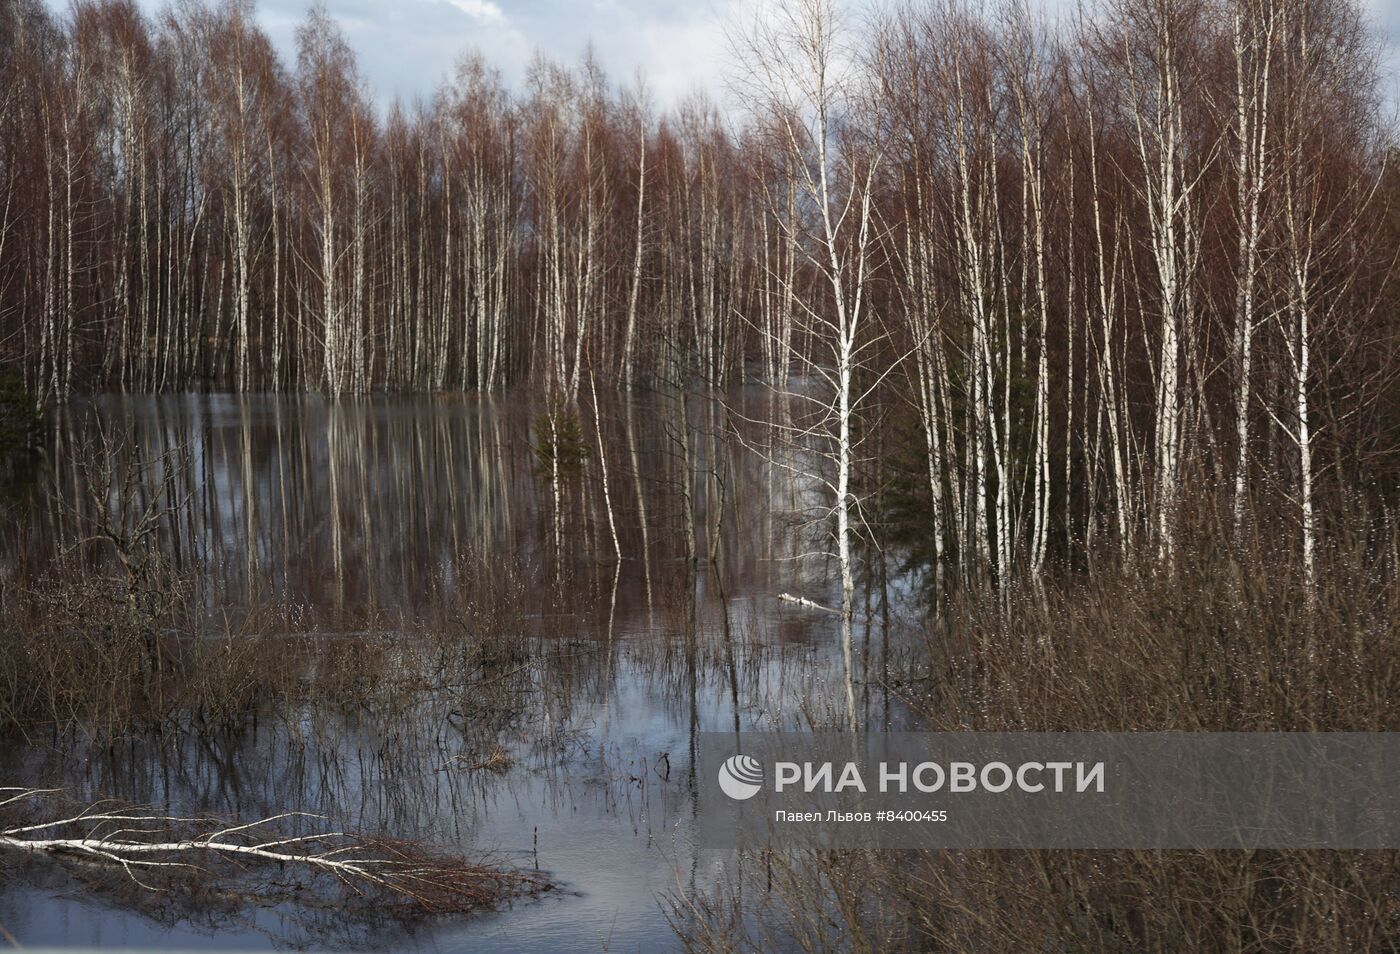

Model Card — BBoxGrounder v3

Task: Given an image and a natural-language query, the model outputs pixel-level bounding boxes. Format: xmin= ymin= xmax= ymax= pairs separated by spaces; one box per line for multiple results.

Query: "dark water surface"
xmin=0 ymin=392 xmax=916 ymax=951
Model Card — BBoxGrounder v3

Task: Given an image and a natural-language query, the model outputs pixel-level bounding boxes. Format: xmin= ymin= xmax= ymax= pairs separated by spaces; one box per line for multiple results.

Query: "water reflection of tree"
xmin=6 ymin=391 xmax=812 ymax=626
xmin=0 ymin=389 xmax=886 ymax=942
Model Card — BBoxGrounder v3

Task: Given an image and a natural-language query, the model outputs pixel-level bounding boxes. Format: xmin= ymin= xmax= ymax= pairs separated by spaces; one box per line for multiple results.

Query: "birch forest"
xmin=2 ymin=0 xmax=1396 ymax=591
xmin=3 ymin=0 xmax=1400 ymax=948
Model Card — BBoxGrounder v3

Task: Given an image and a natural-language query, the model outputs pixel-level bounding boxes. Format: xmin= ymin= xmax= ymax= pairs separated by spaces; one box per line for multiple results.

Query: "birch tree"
xmin=204 ymin=0 xmax=278 ymax=390
xmin=1105 ymin=0 xmax=1209 ymax=563
xmin=296 ymin=6 xmax=357 ymax=396
xmin=739 ymin=0 xmax=887 ymax=728
xmin=1228 ymin=0 xmax=1278 ymax=538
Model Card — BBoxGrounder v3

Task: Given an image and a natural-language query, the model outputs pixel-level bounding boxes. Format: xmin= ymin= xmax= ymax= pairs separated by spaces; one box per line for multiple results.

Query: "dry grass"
xmin=913 ymin=510 xmax=1400 ymax=734
xmin=672 ymin=504 xmax=1400 ymax=953
xmin=0 ymin=563 xmax=304 ymax=736
xmin=0 ymin=533 xmax=568 ymax=740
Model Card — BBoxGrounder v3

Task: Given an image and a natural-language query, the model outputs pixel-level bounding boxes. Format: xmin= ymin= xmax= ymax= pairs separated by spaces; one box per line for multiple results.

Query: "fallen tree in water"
xmin=0 ymin=787 xmax=548 ymax=917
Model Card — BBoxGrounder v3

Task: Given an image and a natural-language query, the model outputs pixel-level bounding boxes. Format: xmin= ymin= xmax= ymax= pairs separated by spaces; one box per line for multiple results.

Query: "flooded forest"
xmin=1 ymin=0 xmax=1400 ymax=949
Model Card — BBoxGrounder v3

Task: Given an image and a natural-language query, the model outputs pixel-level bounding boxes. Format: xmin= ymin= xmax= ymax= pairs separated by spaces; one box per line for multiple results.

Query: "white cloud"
xmin=443 ymin=0 xmax=507 ymax=25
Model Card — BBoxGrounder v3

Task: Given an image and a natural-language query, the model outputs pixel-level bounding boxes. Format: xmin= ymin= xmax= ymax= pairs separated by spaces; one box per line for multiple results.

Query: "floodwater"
xmin=0 ymin=391 xmax=917 ymax=951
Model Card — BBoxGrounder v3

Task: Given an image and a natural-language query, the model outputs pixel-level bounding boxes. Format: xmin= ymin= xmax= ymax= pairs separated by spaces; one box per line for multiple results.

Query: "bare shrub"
xmin=669 ymin=504 xmax=1400 ymax=952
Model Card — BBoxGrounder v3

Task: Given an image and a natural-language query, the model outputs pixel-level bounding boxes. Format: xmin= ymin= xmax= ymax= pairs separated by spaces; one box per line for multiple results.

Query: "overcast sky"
xmin=41 ymin=0 xmax=1400 ymax=113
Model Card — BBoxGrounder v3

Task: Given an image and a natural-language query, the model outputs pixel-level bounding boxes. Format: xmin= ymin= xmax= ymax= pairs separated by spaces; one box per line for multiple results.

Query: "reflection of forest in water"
xmin=0 ymin=390 xmax=917 ymax=952
xmin=5 ymin=390 xmax=835 ymax=623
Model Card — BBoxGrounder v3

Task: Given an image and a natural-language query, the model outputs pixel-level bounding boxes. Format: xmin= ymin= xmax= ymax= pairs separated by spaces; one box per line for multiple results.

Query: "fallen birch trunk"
xmin=0 ymin=787 xmax=547 ymax=914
